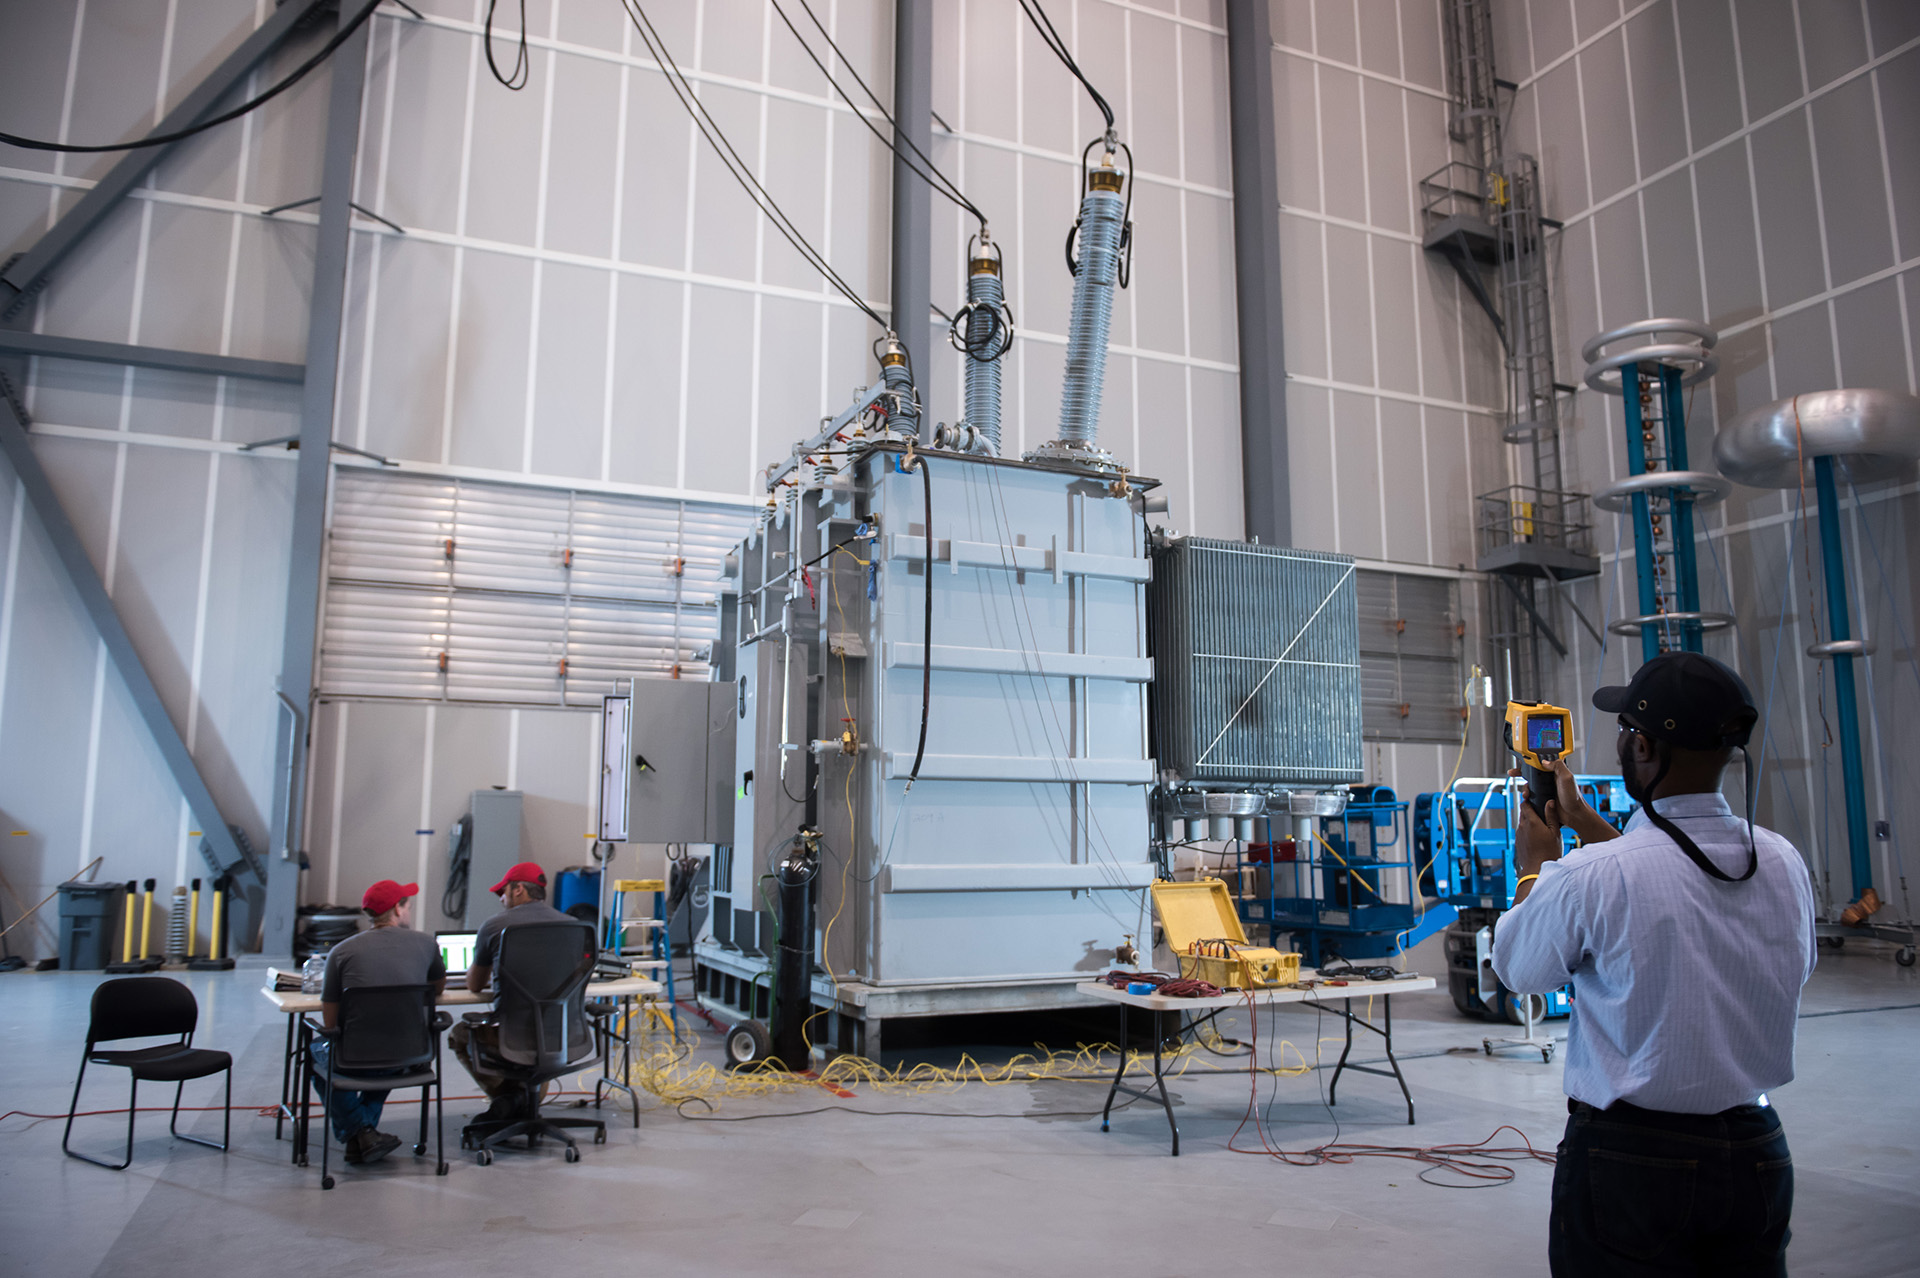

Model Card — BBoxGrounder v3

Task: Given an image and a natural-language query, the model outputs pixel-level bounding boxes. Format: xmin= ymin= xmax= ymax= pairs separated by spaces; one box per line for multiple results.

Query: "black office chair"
xmin=63 ymin=976 xmax=232 ymax=1170
xmin=460 ymin=920 xmax=606 ymax=1164
xmin=305 ymin=983 xmax=451 ymax=1189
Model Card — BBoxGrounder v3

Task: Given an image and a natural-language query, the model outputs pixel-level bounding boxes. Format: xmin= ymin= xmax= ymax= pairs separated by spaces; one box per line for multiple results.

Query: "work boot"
xmin=475 ymin=1096 xmax=515 ymax=1125
xmin=359 ymin=1129 xmax=402 ymax=1164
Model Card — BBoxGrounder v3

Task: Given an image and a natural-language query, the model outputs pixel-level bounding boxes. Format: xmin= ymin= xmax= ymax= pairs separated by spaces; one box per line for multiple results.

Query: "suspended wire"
xmin=1017 ymin=0 xmax=1115 ymax=133
xmin=0 ymin=3 xmax=382 ymax=155
xmin=617 ymin=1 xmax=888 ymax=332
xmin=773 ymin=0 xmax=988 ymax=233
xmin=483 ymin=0 xmax=531 ymax=90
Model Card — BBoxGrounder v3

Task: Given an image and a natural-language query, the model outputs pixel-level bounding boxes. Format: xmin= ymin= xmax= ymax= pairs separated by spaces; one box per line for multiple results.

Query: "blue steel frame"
xmin=1812 ymin=456 xmax=1873 ymax=897
xmin=1241 ymin=788 xmax=1416 ymax=965
xmin=1620 ymin=360 xmax=1706 ymax=661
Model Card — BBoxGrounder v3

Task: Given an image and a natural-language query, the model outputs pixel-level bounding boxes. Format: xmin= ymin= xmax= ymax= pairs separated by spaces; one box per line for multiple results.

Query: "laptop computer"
xmin=435 ymin=930 xmax=478 ymax=977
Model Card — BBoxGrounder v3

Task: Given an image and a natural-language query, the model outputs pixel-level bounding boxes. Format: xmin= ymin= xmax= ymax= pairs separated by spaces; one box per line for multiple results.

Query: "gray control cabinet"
xmin=599 ymin=679 xmax=735 ymax=845
xmin=463 ymin=788 xmax=524 ymax=930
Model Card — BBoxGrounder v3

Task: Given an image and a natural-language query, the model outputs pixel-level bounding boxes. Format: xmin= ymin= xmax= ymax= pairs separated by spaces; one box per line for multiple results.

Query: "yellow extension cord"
xmin=589 ymin=1002 xmax=1344 ymax=1116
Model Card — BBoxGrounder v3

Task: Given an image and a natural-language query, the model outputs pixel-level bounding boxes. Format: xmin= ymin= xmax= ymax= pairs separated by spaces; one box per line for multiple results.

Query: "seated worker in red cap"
xmin=312 ymin=880 xmax=446 ymax=1165
xmin=450 ymin=862 xmax=575 ymax=1119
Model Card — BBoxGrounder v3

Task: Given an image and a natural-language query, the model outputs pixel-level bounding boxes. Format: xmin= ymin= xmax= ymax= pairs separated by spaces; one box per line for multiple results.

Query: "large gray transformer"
xmin=701 ymin=447 xmax=1157 ymax=1036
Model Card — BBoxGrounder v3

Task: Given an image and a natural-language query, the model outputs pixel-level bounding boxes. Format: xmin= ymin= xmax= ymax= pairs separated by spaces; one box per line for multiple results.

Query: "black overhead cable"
xmin=483 ymin=0 xmax=531 ymax=90
xmin=618 ymin=0 xmax=889 ymax=333
xmin=775 ymin=0 xmax=988 ymax=234
xmin=1017 ymin=0 xmax=1115 ymax=133
xmin=0 ymin=2 xmax=381 ymax=154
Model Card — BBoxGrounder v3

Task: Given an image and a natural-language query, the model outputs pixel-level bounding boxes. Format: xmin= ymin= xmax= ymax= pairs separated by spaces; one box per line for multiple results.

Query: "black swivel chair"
xmin=305 ymin=984 xmax=451 ymax=1189
xmin=63 ymin=976 xmax=232 ymax=1169
xmin=460 ymin=920 xmax=606 ymax=1164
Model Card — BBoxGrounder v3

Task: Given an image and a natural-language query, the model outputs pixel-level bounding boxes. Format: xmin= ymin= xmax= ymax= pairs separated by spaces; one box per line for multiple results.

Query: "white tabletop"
xmin=260 ymin=975 xmax=662 ymax=1017
xmin=1075 ymin=973 xmax=1436 ymax=1012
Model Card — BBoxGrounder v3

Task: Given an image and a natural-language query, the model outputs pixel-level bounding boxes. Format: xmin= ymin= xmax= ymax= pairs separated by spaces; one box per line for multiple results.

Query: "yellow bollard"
xmin=189 ymin=875 xmax=236 ymax=970
xmin=107 ymin=881 xmax=161 ymax=972
xmin=138 ymin=878 xmax=155 ymax=959
xmin=188 ymin=878 xmax=200 ymax=958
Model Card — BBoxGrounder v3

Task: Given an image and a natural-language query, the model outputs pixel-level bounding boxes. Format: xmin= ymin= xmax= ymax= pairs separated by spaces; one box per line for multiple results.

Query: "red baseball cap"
xmin=362 ymin=880 xmax=419 ymax=916
xmin=489 ymin=861 xmax=547 ymax=895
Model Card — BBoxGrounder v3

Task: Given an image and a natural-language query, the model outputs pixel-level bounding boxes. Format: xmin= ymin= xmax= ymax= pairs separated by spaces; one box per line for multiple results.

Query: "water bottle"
xmin=301 ymin=950 xmax=329 ymax=994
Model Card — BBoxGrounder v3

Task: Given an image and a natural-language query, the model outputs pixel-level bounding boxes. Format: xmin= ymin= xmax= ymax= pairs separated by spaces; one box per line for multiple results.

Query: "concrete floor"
xmin=1 ymin=943 xmax=1915 ymax=1278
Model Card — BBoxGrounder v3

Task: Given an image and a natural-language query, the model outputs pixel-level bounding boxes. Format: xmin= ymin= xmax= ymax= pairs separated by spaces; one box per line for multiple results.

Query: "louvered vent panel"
xmin=321 ymin=471 xmax=754 ymax=706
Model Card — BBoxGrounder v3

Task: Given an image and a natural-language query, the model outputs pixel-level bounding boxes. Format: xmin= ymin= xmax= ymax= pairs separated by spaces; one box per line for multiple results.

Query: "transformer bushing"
xmin=1583 ymin=320 xmax=1733 ymax=661
xmin=1028 ymin=154 xmax=1126 ymax=473
xmin=1716 ymin=388 xmax=1920 ymax=907
xmin=961 ymin=241 xmax=1007 ymax=454
xmin=879 ymin=334 xmax=919 ymax=440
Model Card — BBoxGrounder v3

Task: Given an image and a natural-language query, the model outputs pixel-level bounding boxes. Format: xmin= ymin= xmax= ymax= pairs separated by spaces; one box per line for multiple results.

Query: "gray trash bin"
xmin=57 ymin=882 xmax=120 ymax=971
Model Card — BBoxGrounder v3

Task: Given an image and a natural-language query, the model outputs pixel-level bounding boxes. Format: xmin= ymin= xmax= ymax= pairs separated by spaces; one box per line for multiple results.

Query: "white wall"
xmin=0 ymin=0 xmax=1247 ymax=953
xmin=1494 ymin=0 xmax=1919 ymax=909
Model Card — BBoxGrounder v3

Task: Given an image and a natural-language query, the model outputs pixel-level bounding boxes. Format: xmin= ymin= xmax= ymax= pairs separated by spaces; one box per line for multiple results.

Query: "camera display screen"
xmin=1527 ymin=716 xmax=1564 ymax=753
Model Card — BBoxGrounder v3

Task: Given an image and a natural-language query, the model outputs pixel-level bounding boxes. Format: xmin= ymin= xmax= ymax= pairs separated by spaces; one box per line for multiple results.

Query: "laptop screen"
xmin=436 ymin=930 xmax=478 ymax=974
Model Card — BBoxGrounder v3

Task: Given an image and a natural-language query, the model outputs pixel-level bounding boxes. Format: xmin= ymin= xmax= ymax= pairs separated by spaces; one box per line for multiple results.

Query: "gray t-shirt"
xmin=474 ymin=900 xmax=584 ymax=986
xmin=321 ymin=924 xmax=445 ymax=1004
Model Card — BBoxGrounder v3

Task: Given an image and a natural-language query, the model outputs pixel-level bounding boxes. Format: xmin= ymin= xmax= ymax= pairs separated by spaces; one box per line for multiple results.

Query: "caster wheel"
xmin=1541 ymin=1048 xmax=1553 ymax=1063
xmin=594 ymin=1128 xmax=607 ymax=1144
xmin=436 ymin=1162 xmax=449 ymax=1176
xmin=321 ymin=1175 xmax=334 ymax=1190
xmin=413 ymin=1144 xmax=425 ymax=1156
xmin=1482 ymin=1041 xmax=1493 ymax=1055
xmin=476 ymin=1149 xmax=492 ymax=1166
xmin=564 ymin=1146 xmax=581 ymax=1163
xmin=726 ymin=1019 xmax=774 ymax=1069
xmin=1897 ymin=947 xmax=1916 ymax=968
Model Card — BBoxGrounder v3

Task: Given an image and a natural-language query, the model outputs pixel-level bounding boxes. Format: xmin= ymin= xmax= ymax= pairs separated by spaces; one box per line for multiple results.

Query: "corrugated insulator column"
xmin=1056 ymin=164 xmax=1125 ymax=447
xmin=963 ymin=254 xmax=1004 ymax=454
xmin=880 ymin=339 xmax=920 ymax=439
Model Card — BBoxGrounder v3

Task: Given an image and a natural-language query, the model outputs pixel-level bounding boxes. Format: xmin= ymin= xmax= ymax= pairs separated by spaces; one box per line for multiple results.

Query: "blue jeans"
xmin=309 ymin=1037 xmax=402 ymax=1144
xmin=1550 ymin=1099 xmax=1792 ymax=1276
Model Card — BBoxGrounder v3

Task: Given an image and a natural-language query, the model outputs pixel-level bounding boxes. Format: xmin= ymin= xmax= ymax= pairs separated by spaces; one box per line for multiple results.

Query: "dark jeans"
xmin=1550 ymin=1098 xmax=1793 ymax=1276
xmin=308 ymin=1038 xmax=404 ymax=1144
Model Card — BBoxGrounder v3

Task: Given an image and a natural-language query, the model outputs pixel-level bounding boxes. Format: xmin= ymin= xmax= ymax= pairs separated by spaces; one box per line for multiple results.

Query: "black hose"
xmin=907 ymin=455 xmax=933 ymax=787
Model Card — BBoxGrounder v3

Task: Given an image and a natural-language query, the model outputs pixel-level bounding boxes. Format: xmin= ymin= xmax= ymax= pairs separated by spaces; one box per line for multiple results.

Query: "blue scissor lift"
xmin=1409 ymin=776 xmax=1635 ymax=1024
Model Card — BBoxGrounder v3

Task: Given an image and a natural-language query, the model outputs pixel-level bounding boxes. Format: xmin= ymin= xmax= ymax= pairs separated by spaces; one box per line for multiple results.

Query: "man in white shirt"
xmin=1493 ymin=652 xmax=1816 ymax=1276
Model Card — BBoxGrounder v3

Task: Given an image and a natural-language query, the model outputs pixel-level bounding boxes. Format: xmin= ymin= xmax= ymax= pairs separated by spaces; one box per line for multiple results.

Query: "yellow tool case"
xmin=1149 ymin=878 xmax=1302 ymax=989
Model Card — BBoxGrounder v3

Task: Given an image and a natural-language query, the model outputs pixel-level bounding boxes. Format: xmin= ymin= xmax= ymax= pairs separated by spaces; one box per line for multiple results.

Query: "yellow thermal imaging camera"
xmin=1505 ymin=700 xmax=1573 ymax=821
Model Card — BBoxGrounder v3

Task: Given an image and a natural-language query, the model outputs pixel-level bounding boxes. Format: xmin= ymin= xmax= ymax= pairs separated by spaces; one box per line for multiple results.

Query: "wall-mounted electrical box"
xmin=599 ymin=680 xmax=735 ymax=844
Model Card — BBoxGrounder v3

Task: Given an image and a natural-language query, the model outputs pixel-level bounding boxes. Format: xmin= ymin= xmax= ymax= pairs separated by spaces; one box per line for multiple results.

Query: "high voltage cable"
xmin=1017 ymin=0 xmax=1115 ymax=132
xmin=0 ymin=2 xmax=381 ymax=154
xmin=618 ymin=0 xmax=888 ymax=332
xmin=774 ymin=0 xmax=988 ymax=234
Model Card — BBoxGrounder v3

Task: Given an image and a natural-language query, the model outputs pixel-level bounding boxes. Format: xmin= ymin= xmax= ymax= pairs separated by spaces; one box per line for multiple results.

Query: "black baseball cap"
xmin=1593 ymin=652 xmax=1758 ymax=751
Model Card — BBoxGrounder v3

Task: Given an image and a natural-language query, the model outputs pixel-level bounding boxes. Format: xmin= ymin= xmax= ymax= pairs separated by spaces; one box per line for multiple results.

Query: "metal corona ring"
xmin=1581 ymin=318 xmax=1718 ymax=396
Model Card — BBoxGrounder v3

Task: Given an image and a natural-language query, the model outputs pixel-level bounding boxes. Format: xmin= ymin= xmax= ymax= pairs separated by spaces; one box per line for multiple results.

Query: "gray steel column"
xmin=1226 ymin=1 xmax=1290 ymax=546
xmin=891 ymin=0 xmax=933 ymax=442
xmin=263 ymin=13 xmax=370 ymax=958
